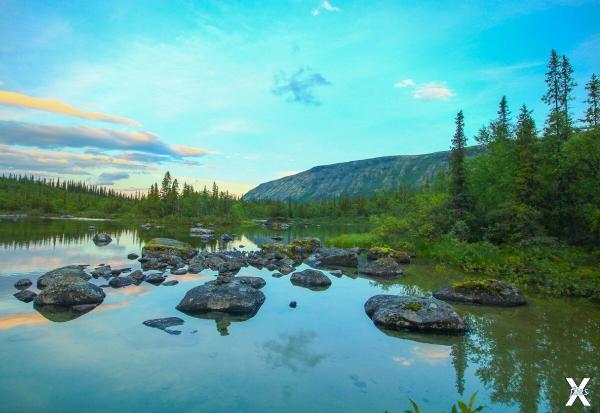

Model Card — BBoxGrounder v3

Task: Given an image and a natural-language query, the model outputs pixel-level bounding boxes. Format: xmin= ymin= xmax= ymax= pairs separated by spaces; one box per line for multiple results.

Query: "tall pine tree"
xmin=449 ymin=110 xmax=469 ymax=220
xmin=583 ymin=73 xmax=599 ymax=128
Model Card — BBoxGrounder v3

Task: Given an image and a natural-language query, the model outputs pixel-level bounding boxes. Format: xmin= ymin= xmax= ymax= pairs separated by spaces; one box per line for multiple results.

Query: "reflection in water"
xmin=0 ymin=218 xmax=598 ymax=413
xmin=183 ymin=311 xmax=256 ymax=336
xmin=33 ymin=303 xmax=97 ymax=322
xmin=262 ymin=331 xmax=328 ymax=371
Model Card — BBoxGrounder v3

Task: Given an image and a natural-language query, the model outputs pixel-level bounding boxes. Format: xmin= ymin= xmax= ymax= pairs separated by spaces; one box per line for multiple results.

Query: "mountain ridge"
xmin=243 ymin=147 xmax=480 ymax=202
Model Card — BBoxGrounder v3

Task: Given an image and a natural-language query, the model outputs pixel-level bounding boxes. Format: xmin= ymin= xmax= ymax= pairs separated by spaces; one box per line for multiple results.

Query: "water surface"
xmin=0 ymin=218 xmax=598 ymax=413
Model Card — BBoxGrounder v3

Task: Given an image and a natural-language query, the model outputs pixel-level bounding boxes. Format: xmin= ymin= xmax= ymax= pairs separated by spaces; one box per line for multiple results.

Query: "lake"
xmin=0 ymin=218 xmax=598 ymax=413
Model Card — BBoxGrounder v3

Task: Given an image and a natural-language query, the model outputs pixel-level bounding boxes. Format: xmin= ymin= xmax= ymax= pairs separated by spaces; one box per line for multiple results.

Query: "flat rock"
xmin=129 ymin=270 xmax=145 ymax=281
xmin=143 ymin=317 xmax=184 ymax=335
xmin=290 ymin=269 xmax=331 ymax=290
xmin=233 ymin=276 xmax=266 ymax=289
xmin=14 ymin=278 xmax=32 ymax=289
xmin=364 ymin=295 xmax=466 ymax=333
xmin=145 ymin=273 xmax=167 ymax=285
xmin=127 ymin=253 xmax=139 ymax=260
xmin=34 ymin=279 xmax=105 ymax=307
xmin=171 ymin=268 xmax=188 ymax=275
xmin=317 ymin=248 xmax=358 ymax=268
xmin=37 ymin=265 xmax=91 ymax=289
xmin=14 ymin=289 xmax=37 ymax=303
xmin=176 ymin=278 xmax=266 ymax=316
xmin=162 ymin=280 xmax=179 ymax=286
xmin=433 ymin=280 xmax=527 ymax=306
xmin=142 ymin=238 xmax=196 ymax=259
xmin=361 ymin=257 xmax=404 ymax=278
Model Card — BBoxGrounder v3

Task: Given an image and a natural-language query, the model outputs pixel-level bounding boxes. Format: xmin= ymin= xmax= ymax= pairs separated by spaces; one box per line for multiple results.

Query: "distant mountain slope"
xmin=243 ymin=147 xmax=480 ymax=202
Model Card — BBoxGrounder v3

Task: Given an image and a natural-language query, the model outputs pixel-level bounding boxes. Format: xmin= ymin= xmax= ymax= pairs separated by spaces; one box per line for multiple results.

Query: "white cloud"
xmin=394 ymin=79 xmax=455 ymax=101
xmin=312 ymin=1 xmax=340 ymax=16
xmin=322 ymin=1 xmax=340 ymax=12
xmin=413 ymin=82 xmax=455 ymax=100
xmin=393 ymin=79 xmax=416 ymax=89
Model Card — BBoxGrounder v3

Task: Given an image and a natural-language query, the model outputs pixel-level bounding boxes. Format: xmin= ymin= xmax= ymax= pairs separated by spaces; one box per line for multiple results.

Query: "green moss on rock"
xmin=452 ymin=279 xmax=503 ymax=292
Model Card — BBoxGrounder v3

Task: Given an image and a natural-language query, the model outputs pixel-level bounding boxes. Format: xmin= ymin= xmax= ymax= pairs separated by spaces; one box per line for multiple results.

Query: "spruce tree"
xmin=559 ymin=54 xmax=576 ymax=131
xmin=490 ymin=96 xmax=512 ymax=142
xmin=542 ymin=50 xmax=562 ymax=137
xmin=514 ymin=105 xmax=537 ymax=205
xmin=583 ymin=73 xmax=599 ymax=128
xmin=449 ymin=110 xmax=468 ymax=219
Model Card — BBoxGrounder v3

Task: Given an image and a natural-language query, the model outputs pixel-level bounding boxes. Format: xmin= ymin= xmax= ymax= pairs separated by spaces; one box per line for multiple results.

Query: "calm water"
xmin=0 ymin=218 xmax=598 ymax=413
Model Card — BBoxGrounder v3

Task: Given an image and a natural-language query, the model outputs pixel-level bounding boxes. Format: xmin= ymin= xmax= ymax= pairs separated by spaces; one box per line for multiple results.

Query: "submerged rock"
xmin=127 ymin=253 xmax=139 ymax=260
xmin=34 ymin=279 xmax=105 ymax=307
xmin=129 ymin=270 xmax=145 ymax=281
xmin=162 ymin=280 xmax=179 ymax=286
xmin=37 ymin=265 xmax=91 ymax=289
xmin=176 ymin=278 xmax=266 ymax=316
xmin=235 ymin=276 xmax=266 ymax=289
xmin=14 ymin=278 xmax=32 ymax=290
xmin=142 ymin=238 xmax=196 ymax=260
xmin=14 ymin=289 xmax=37 ymax=303
xmin=93 ymin=233 xmax=112 ymax=246
xmin=290 ymin=269 xmax=332 ymax=290
xmin=433 ymin=279 xmax=527 ymax=307
xmin=364 ymin=295 xmax=466 ymax=333
xmin=289 ymin=300 xmax=297 ymax=308
xmin=361 ymin=257 xmax=404 ymax=278
xmin=143 ymin=317 xmax=185 ymax=335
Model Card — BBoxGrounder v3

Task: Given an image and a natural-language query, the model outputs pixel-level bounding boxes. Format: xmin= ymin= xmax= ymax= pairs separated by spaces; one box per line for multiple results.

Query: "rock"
xmin=433 ymin=280 xmax=527 ymax=307
xmin=163 ymin=280 xmax=179 ymax=286
xmin=88 ymin=226 xmax=96 ymax=231
xmin=142 ymin=238 xmax=196 ymax=260
xmin=145 ymin=273 xmax=166 ymax=285
xmin=239 ymin=245 xmax=245 ymax=248
xmin=111 ymin=268 xmax=131 ymax=276
xmin=93 ymin=233 xmax=112 ymax=245
xmin=364 ymin=295 xmax=466 ymax=333
xmin=171 ymin=268 xmax=188 ymax=275
xmin=34 ymin=279 xmax=105 ymax=307
xmin=361 ymin=257 xmax=404 ymax=278
xmin=143 ymin=317 xmax=184 ymax=335
xmin=289 ymin=238 xmax=322 ymax=255
xmin=329 ymin=270 xmax=343 ymax=277
xmin=190 ymin=227 xmax=214 ymax=235
xmin=140 ymin=223 xmax=152 ymax=230
xmin=127 ymin=253 xmax=139 ymax=260
xmin=367 ymin=247 xmax=411 ymax=264
xmin=176 ymin=278 xmax=266 ymax=316
xmin=272 ymin=272 xmax=285 ymax=278
xmin=278 ymin=265 xmax=294 ymax=275
xmin=14 ymin=278 xmax=32 ymax=289
xmin=234 ymin=276 xmax=266 ymax=289
xmin=317 ymin=248 xmax=359 ymax=268
xmin=108 ymin=276 xmax=135 ymax=288
xmin=220 ymin=234 xmax=234 ymax=242
xmin=290 ymin=269 xmax=332 ymax=290
xmin=91 ymin=265 xmax=112 ymax=278
xmin=129 ymin=270 xmax=145 ymax=281
xmin=14 ymin=289 xmax=37 ymax=303
xmin=272 ymin=235 xmax=284 ymax=241
xmin=37 ymin=265 xmax=91 ymax=289
xmin=289 ymin=300 xmax=297 ymax=308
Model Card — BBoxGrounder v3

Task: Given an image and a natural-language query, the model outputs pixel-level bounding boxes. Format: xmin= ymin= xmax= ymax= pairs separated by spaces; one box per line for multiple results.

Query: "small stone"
xmin=289 ymin=301 xmax=297 ymax=308
xmin=329 ymin=270 xmax=343 ymax=277
xmin=14 ymin=278 xmax=32 ymax=290
xmin=14 ymin=289 xmax=37 ymax=303
xmin=127 ymin=253 xmax=139 ymax=260
xmin=163 ymin=280 xmax=179 ymax=286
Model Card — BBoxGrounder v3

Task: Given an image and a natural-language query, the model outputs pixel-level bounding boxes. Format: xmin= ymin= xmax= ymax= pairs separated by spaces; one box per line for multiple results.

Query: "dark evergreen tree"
xmin=449 ymin=110 xmax=468 ymax=219
xmin=583 ymin=73 xmax=599 ymax=128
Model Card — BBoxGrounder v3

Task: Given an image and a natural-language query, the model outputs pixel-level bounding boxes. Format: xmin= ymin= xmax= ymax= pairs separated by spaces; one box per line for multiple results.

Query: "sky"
xmin=0 ymin=0 xmax=598 ymax=195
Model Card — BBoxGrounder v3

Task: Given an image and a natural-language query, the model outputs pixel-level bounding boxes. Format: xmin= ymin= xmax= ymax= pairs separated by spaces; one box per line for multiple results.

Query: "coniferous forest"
xmin=1 ymin=50 xmax=598 ymax=297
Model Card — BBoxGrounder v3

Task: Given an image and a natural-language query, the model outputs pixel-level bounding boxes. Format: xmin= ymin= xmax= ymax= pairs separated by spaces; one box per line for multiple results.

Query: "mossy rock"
xmin=434 ymin=279 xmax=527 ymax=307
xmin=367 ymin=246 xmax=411 ymax=264
xmin=288 ymin=237 xmax=322 ymax=255
xmin=143 ymin=238 xmax=196 ymax=259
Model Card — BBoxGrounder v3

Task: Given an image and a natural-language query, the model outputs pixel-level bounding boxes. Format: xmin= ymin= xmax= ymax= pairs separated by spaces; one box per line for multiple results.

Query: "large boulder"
xmin=290 ymin=269 xmax=332 ymax=290
xmin=317 ymin=248 xmax=359 ymax=268
xmin=142 ymin=238 xmax=196 ymax=260
xmin=364 ymin=295 xmax=466 ymax=333
xmin=361 ymin=257 xmax=404 ymax=278
xmin=433 ymin=279 xmax=527 ymax=306
xmin=34 ymin=278 xmax=105 ymax=307
xmin=93 ymin=233 xmax=112 ymax=245
xmin=37 ymin=265 xmax=91 ymax=289
xmin=176 ymin=278 xmax=266 ymax=316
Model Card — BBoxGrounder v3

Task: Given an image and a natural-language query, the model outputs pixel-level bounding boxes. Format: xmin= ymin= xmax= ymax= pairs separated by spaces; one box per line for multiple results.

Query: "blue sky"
xmin=0 ymin=0 xmax=598 ymax=194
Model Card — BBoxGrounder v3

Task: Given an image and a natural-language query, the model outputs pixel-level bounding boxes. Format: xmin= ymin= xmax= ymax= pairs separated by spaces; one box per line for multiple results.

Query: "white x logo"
xmin=566 ymin=377 xmax=591 ymax=407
